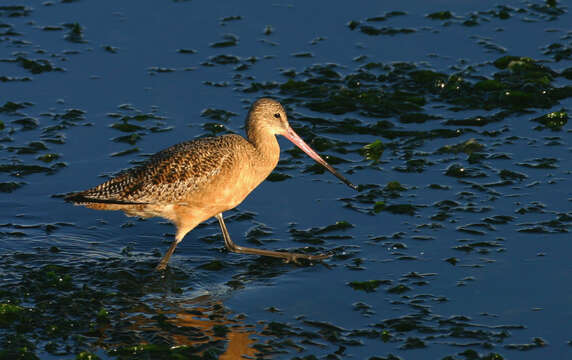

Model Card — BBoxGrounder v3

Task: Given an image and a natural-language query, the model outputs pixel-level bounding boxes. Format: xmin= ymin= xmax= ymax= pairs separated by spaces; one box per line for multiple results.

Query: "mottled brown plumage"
xmin=66 ymin=98 xmax=357 ymax=270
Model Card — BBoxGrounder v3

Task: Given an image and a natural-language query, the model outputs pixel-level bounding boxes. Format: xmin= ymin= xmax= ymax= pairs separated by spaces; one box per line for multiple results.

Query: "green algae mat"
xmin=1 ymin=1 xmax=571 ymax=359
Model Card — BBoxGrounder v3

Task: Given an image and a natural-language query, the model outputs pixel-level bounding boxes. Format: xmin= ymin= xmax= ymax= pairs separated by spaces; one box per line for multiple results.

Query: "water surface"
xmin=1 ymin=1 xmax=571 ymax=359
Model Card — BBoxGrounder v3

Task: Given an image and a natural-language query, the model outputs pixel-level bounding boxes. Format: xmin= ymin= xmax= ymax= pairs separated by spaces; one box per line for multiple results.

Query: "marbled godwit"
xmin=66 ymin=98 xmax=357 ymax=270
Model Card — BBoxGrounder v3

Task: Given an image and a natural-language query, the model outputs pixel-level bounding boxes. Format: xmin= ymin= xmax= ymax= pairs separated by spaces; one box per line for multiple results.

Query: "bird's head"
xmin=247 ymin=98 xmax=358 ymax=191
xmin=246 ymin=97 xmax=290 ymax=136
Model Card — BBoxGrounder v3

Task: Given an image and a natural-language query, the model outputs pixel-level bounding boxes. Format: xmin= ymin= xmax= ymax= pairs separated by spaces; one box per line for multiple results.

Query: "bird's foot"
xmin=283 ymin=252 xmax=331 ymax=264
xmin=155 ymin=261 xmax=168 ymax=271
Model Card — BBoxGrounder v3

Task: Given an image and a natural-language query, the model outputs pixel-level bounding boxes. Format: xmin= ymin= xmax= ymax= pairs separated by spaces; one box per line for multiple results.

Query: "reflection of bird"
xmin=66 ymin=98 xmax=358 ymax=270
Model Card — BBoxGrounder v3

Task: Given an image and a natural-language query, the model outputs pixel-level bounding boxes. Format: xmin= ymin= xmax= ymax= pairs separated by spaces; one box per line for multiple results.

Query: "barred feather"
xmin=65 ymin=135 xmax=244 ymax=205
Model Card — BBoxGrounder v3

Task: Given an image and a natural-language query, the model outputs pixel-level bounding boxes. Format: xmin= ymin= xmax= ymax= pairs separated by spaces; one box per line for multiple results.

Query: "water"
xmin=1 ymin=0 xmax=571 ymax=359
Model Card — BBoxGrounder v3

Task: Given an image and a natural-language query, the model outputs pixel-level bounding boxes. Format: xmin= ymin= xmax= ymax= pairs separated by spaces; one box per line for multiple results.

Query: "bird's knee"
xmin=225 ymin=241 xmax=237 ymax=251
xmin=174 ymin=231 xmax=189 ymax=243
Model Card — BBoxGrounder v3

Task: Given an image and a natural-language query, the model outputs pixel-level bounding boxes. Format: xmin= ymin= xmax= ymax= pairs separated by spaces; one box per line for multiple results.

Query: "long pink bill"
xmin=283 ymin=126 xmax=358 ymax=191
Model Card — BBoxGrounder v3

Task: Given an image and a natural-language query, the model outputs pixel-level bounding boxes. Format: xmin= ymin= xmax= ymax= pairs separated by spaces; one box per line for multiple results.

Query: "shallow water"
xmin=1 ymin=1 xmax=571 ymax=359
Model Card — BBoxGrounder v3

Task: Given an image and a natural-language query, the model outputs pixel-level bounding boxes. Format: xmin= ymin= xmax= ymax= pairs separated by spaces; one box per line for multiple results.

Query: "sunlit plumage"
xmin=66 ymin=98 xmax=357 ymax=270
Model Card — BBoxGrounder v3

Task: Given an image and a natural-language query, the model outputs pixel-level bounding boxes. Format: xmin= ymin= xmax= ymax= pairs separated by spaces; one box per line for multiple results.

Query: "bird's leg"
xmin=156 ymin=235 xmax=183 ymax=271
xmin=215 ymin=213 xmax=330 ymax=263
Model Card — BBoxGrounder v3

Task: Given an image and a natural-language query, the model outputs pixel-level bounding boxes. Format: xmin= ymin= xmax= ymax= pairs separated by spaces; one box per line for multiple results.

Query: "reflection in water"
xmin=173 ymin=312 xmax=257 ymax=360
xmin=128 ymin=295 xmax=259 ymax=359
xmin=0 ymin=251 xmax=267 ymax=359
xmin=1 ymin=0 xmax=572 ymax=358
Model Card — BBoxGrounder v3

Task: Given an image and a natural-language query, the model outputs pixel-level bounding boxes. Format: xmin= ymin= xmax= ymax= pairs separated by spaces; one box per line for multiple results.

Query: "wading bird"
xmin=66 ymin=98 xmax=357 ymax=270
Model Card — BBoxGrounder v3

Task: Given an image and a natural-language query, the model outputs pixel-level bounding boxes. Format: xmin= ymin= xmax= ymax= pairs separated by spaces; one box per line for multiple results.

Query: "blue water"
xmin=1 ymin=0 xmax=571 ymax=358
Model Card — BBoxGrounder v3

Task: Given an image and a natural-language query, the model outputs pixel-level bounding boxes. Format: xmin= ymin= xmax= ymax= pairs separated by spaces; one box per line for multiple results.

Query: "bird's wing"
xmin=66 ymin=135 xmax=243 ymax=204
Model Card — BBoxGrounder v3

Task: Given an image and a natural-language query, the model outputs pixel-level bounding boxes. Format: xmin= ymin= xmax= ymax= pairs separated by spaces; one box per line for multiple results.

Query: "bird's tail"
xmin=64 ymin=192 xmax=149 ymax=205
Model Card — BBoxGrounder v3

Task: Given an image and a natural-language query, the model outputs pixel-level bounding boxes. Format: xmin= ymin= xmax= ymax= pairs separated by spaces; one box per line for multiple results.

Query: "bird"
xmin=65 ymin=98 xmax=358 ymax=270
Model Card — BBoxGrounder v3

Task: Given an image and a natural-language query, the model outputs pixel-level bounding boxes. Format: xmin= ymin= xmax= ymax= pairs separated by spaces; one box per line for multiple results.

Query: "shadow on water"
xmin=1 ymin=0 xmax=572 ymax=359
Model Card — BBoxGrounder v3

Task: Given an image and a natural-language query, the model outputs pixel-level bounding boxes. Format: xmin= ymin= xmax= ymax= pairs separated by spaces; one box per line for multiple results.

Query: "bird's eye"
xmin=274 ymin=113 xmax=281 ymax=119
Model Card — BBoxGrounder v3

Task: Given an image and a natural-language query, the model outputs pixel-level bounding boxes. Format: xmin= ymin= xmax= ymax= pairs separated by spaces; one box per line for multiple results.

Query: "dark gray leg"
xmin=156 ymin=236 xmax=183 ymax=271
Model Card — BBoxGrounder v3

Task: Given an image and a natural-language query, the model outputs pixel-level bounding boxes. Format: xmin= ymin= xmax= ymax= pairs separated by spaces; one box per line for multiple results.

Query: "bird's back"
xmin=66 ymin=135 xmax=247 ymax=206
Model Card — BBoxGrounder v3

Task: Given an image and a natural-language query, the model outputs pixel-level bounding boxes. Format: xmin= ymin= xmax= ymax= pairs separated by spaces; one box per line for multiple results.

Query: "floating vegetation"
xmin=177 ymin=48 xmax=197 ymax=54
xmin=505 ymin=337 xmax=547 ymax=351
xmin=147 ymin=66 xmax=176 ymax=74
xmin=291 ymin=52 xmax=313 ymax=58
xmin=384 ymin=204 xmax=417 ymax=216
xmin=1 ymin=1 xmax=570 ymax=359
xmin=11 ymin=56 xmax=62 ymax=74
xmin=220 ymin=15 xmax=242 ymax=24
xmin=210 ymin=33 xmax=239 ymax=48
xmin=498 ymin=169 xmax=527 ymax=180
xmin=206 ymin=54 xmax=241 ymax=65
xmin=11 ymin=117 xmax=39 ymax=130
xmin=202 ymin=122 xmax=229 ymax=135
xmin=42 ymin=25 xmax=63 ymax=31
xmin=437 ymin=139 xmax=485 ymax=155
xmin=0 ymin=162 xmax=63 ymax=176
xmin=0 ymin=5 xmax=32 ymax=17
xmin=445 ymin=164 xmax=487 ymax=178
xmin=427 ymin=11 xmax=454 ymax=20
xmin=198 ymin=260 xmax=225 ymax=271
xmin=110 ymin=122 xmax=145 ymax=132
xmin=399 ymin=112 xmax=440 ymax=123
xmin=110 ymin=147 xmax=139 ymax=157
xmin=364 ymin=11 xmax=407 ymax=22
xmin=532 ymin=110 xmax=568 ymax=130
xmin=106 ymin=105 xmax=171 ymax=149
xmin=517 ymin=158 xmax=558 ymax=169
xmin=102 ymin=45 xmax=119 ymax=53
xmin=200 ymin=108 xmax=238 ymax=122
xmin=263 ymin=25 xmax=273 ymax=35
xmin=360 ymin=139 xmax=385 ymax=163
xmin=0 ymin=181 xmax=24 ymax=192
xmin=37 ymin=153 xmax=60 ymax=162
xmin=348 ymin=279 xmax=389 ymax=292
xmin=0 ymin=101 xmax=33 ymax=113
xmin=542 ymin=42 xmax=572 ymax=62
xmin=0 ymin=258 xmax=260 ymax=359
xmin=348 ymin=20 xmax=416 ymax=36
xmin=289 ymin=220 xmax=353 ymax=245
xmin=63 ymin=22 xmax=86 ymax=43
xmin=268 ymin=55 xmax=571 ymax=128
xmin=112 ymin=133 xmax=142 ymax=145
xmin=267 ymin=172 xmax=291 ymax=182
xmin=7 ymin=141 xmax=48 ymax=154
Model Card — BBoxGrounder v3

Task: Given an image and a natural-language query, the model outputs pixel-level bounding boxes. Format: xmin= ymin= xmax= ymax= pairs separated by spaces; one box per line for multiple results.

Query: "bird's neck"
xmin=246 ymin=125 xmax=280 ymax=168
